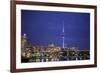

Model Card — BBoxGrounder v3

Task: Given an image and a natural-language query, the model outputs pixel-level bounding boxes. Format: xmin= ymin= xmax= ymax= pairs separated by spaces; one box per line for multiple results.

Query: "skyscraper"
xmin=21 ymin=33 xmax=27 ymax=49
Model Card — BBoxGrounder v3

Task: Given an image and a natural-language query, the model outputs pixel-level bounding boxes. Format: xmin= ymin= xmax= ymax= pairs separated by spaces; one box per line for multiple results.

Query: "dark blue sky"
xmin=21 ymin=10 xmax=90 ymax=50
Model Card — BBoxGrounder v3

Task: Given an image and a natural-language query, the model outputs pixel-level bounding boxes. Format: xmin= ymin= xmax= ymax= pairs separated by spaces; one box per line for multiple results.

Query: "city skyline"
xmin=21 ymin=10 xmax=90 ymax=50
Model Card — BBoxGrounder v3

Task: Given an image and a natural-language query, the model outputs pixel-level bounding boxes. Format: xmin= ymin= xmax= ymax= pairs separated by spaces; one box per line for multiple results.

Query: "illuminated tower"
xmin=21 ymin=33 xmax=27 ymax=49
xmin=62 ymin=22 xmax=65 ymax=48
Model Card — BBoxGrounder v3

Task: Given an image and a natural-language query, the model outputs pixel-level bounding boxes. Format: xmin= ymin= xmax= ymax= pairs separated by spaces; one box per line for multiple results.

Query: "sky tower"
xmin=62 ymin=22 xmax=65 ymax=48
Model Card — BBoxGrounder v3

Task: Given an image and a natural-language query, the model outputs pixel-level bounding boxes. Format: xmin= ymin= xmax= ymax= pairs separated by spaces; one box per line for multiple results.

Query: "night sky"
xmin=21 ymin=10 xmax=90 ymax=50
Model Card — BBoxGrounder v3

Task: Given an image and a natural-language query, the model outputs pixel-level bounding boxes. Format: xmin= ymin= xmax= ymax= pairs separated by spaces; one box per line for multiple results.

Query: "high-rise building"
xmin=21 ymin=33 xmax=27 ymax=49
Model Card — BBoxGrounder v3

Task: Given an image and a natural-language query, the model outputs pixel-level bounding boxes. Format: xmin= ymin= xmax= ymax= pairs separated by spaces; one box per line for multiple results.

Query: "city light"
xmin=21 ymin=34 xmax=90 ymax=63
